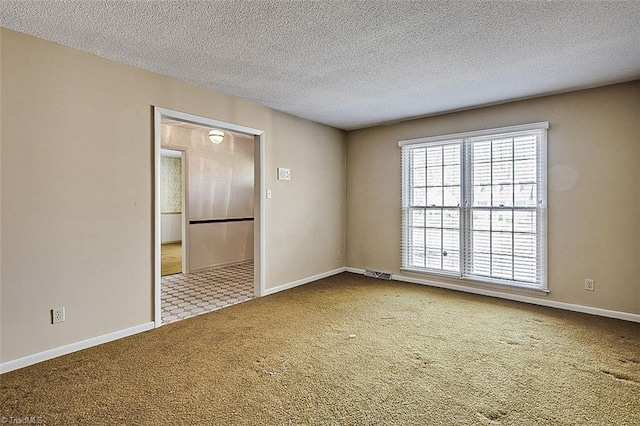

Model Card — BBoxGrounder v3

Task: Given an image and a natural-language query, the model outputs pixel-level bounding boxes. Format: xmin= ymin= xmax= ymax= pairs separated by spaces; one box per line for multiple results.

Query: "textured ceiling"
xmin=2 ymin=1 xmax=639 ymax=130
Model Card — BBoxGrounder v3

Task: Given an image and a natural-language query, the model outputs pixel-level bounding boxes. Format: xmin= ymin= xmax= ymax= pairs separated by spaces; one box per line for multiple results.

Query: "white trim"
xmin=156 ymin=107 xmax=264 ymax=136
xmin=347 ymin=267 xmax=640 ymax=323
xmin=160 ymin=148 xmax=182 ymax=158
xmin=154 ymin=107 xmax=266 ymax=328
xmin=263 ymin=267 xmax=347 ymax=296
xmin=398 ymin=121 xmax=549 ymax=147
xmin=154 ymin=109 xmax=162 ymax=326
xmin=189 ymin=259 xmax=254 ymax=273
xmin=255 ymin=132 xmax=266 ymax=298
xmin=0 ymin=322 xmax=155 ymax=374
xmin=181 ymin=150 xmax=190 ymax=274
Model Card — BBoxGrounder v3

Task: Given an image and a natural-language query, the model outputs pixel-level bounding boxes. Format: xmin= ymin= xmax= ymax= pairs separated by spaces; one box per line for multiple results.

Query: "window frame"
xmin=399 ymin=122 xmax=548 ymax=292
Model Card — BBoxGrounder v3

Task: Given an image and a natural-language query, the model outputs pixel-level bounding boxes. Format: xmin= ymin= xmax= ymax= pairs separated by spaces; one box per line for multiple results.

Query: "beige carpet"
xmin=1 ymin=273 xmax=638 ymax=425
xmin=161 ymin=242 xmax=182 ymax=276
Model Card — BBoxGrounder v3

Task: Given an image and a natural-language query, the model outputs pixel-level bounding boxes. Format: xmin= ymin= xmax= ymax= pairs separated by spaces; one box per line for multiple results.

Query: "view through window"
xmin=400 ymin=123 xmax=548 ymax=290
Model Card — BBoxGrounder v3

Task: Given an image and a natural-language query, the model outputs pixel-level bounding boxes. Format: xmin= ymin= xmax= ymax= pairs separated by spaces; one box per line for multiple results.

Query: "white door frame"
xmin=153 ymin=106 xmax=266 ymax=328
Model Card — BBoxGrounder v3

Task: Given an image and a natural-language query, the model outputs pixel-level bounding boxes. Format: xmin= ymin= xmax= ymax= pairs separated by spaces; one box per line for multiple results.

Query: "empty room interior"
xmin=1 ymin=2 xmax=639 ymax=425
xmin=159 ymin=119 xmax=256 ymax=324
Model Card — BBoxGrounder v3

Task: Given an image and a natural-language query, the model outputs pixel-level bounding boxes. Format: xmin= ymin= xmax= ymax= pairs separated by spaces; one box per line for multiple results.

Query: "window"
xmin=400 ymin=123 xmax=548 ymax=291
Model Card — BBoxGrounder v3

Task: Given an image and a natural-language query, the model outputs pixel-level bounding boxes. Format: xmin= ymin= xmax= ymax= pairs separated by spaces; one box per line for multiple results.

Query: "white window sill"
xmin=400 ymin=267 xmax=550 ymax=294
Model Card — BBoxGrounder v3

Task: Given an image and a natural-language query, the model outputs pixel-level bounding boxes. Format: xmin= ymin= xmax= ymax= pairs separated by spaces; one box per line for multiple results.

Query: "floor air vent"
xmin=364 ymin=269 xmax=392 ymax=280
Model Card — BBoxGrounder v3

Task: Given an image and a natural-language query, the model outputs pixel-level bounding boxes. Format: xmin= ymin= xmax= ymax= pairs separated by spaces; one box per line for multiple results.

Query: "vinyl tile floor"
xmin=161 ymin=261 xmax=254 ymax=324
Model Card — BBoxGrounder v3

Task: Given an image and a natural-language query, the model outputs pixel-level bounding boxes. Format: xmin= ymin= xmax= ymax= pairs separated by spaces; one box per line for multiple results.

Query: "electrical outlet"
xmin=336 ymin=250 xmax=342 ymax=260
xmin=277 ymin=167 xmax=291 ymax=181
xmin=52 ymin=307 xmax=65 ymax=324
xmin=584 ymin=279 xmax=595 ymax=291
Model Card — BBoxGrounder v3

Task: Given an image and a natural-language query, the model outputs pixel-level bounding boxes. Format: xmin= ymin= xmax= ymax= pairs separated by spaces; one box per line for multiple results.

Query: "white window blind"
xmin=400 ymin=123 xmax=548 ymax=291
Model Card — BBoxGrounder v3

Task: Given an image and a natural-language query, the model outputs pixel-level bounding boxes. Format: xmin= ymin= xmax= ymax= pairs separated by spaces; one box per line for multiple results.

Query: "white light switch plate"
xmin=277 ymin=168 xmax=291 ymax=181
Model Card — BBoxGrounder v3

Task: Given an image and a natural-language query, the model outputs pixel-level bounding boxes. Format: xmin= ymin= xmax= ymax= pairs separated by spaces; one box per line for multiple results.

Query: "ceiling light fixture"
xmin=208 ymin=129 xmax=224 ymax=144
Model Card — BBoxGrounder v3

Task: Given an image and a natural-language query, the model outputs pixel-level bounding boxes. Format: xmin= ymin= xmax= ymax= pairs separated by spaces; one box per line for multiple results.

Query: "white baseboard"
xmin=0 ymin=266 xmax=343 ymax=374
xmin=190 ymin=258 xmax=253 ymax=273
xmin=0 ymin=322 xmax=155 ymax=374
xmin=264 ymin=267 xmax=347 ymax=296
xmin=6 ymin=266 xmax=634 ymax=374
xmin=346 ymin=267 xmax=640 ymax=323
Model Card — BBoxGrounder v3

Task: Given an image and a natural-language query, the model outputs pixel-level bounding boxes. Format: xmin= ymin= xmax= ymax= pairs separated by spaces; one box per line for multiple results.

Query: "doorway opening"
xmin=160 ymin=148 xmax=185 ymax=276
xmin=154 ymin=107 xmax=265 ymax=327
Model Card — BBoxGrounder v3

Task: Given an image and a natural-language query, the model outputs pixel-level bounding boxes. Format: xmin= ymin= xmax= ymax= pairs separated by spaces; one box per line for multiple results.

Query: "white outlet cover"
xmin=277 ymin=167 xmax=291 ymax=181
xmin=585 ymin=279 xmax=595 ymax=291
xmin=52 ymin=307 xmax=65 ymax=324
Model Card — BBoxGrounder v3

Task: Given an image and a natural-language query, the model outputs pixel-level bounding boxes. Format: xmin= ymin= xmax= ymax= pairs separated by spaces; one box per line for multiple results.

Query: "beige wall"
xmin=347 ymin=81 xmax=640 ymax=315
xmin=162 ymin=125 xmax=254 ymax=221
xmin=162 ymin=123 xmax=255 ymax=270
xmin=0 ymin=28 xmax=346 ymax=363
xmin=2 ymin=25 xmax=636 ymax=368
xmin=160 ymin=213 xmax=182 ymax=244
